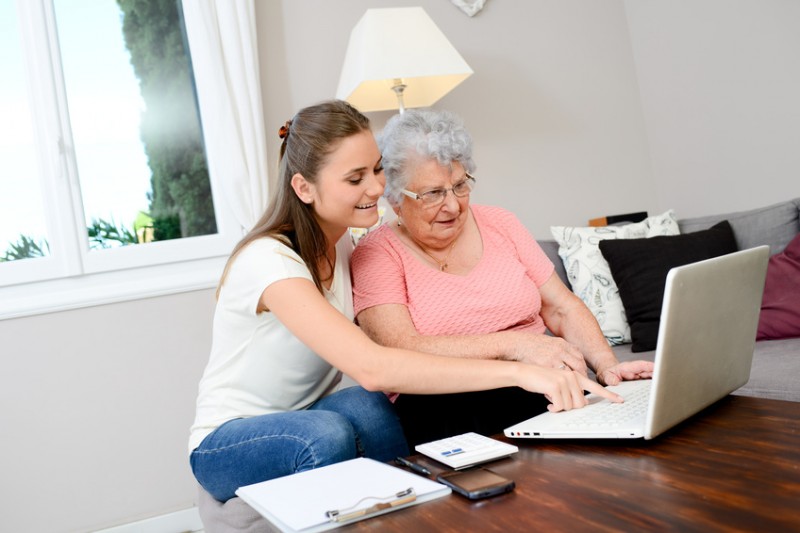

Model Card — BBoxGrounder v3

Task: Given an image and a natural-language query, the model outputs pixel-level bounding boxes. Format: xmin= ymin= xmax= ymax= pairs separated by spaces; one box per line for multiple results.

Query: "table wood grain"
xmin=345 ymin=395 xmax=800 ymax=532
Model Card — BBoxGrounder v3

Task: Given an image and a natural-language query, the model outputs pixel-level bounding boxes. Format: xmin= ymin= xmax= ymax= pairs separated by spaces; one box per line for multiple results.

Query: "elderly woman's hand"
xmin=511 ymin=333 xmax=589 ymax=377
xmin=594 ymin=360 xmax=654 ymax=386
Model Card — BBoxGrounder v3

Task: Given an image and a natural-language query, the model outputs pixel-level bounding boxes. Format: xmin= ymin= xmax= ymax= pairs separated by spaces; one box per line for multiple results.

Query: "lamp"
xmin=336 ymin=7 xmax=473 ymax=113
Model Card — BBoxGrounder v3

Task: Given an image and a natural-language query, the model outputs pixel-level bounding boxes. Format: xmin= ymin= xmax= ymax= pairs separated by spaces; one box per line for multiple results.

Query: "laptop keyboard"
xmin=563 ymin=381 xmax=651 ymax=428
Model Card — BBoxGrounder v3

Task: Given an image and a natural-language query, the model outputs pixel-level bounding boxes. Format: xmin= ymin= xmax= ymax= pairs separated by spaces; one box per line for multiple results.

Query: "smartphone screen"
xmin=437 ymin=468 xmax=515 ymax=499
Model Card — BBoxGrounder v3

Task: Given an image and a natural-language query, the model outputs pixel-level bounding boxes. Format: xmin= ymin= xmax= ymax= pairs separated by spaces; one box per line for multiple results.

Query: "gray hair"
xmin=378 ymin=109 xmax=476 ymax=206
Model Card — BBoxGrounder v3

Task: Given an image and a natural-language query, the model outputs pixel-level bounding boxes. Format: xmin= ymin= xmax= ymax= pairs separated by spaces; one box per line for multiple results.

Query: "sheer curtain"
xmin=182 ymin=0 xmax=269 ymax=234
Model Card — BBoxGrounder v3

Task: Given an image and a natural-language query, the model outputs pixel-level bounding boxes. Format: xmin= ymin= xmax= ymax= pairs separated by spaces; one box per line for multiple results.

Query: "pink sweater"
xmin=351 ymin=205 xmax=554 ymax=336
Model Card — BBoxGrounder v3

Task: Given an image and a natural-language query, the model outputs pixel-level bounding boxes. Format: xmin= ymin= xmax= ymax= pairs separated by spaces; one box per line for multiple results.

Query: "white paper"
xmin=236 ymin=458 xmax=451 ymax=532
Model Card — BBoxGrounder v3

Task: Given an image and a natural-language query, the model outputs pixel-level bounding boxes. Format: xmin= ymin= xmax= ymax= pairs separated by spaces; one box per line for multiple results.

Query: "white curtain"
xmin=181 ymin=0 xmax=269 ymax=234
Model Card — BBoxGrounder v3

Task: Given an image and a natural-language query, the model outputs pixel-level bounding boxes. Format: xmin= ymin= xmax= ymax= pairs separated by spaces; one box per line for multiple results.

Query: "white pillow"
xmin=550 ymin=210 xmax=679 ymax=345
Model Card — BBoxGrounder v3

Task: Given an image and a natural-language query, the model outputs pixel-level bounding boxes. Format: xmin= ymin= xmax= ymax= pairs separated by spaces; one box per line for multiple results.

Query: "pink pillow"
xmin=757 ymin=233 xmax=800 ymax=340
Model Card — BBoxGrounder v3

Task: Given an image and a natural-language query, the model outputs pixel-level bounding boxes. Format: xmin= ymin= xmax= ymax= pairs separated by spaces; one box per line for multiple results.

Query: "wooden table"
xmin=347 ymin=396 xmax=800 ymax=532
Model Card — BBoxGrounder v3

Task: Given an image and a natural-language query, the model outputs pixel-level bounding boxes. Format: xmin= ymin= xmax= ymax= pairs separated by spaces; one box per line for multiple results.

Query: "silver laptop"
xmin=505 ymin=245 xmax=769 ymax=440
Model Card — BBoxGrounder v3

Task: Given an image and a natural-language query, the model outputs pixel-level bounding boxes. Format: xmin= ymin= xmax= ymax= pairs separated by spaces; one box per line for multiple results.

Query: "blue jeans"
xmin=190 ymin=386 xmax=409 ymax=502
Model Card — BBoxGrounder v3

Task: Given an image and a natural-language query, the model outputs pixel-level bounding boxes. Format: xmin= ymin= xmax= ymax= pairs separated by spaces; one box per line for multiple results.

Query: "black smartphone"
xmin=436 ymin=468 xmax=515 ymax=500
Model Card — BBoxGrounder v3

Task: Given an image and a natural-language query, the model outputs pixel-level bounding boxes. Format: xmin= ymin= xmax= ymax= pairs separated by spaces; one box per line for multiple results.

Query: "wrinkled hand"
xmin=513 ymin=333 xmax=589 ymax=377
xmin=595 ymin=360 xmax=654 ymax=386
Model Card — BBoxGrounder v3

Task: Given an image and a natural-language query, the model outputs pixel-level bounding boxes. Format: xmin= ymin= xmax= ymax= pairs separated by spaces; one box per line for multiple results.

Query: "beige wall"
xmin=2 ymin=1 xmax=798 ymax=531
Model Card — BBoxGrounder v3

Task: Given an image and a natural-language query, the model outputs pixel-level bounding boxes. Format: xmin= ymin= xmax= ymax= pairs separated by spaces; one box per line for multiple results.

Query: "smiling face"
xmin=293 ymin=130 xmax=385 ymax=241
xmin=397 ymin=158 xmax=471 ymax=250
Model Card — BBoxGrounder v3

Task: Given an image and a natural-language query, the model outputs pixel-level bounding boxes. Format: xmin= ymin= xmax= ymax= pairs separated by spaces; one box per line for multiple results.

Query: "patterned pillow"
xmin=550 ymin=210 xmax=679 ymax=345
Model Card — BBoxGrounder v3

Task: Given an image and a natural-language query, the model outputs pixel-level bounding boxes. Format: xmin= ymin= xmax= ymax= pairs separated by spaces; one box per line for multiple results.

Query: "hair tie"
xmin=278 ymin=120 xmax=292 ymax=140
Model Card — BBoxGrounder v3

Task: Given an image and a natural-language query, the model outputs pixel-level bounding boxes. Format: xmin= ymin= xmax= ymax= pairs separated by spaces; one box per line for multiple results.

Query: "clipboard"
xmin=235 ymin=457 xmax=451 ymax=532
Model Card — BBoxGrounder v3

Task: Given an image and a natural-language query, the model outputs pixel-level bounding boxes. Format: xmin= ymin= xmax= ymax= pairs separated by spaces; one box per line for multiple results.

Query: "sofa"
xmin=197 ymin=198 xmax=800 ymax=532
xmin=540 ymin=197 xmax=800 ymax=403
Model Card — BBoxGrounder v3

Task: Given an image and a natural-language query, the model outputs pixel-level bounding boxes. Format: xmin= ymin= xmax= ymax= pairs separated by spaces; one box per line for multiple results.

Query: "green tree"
xmin=116 ymin=0 xmax=217 ymax=239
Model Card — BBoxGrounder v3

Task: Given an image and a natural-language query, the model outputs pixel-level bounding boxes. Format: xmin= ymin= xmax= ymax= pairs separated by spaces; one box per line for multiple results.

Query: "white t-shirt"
xmin=188 ymin=235 xmax=354 ymax=453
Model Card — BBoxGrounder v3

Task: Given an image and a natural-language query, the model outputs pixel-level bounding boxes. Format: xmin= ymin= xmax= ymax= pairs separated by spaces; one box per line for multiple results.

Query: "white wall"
xmin=625 ymin=0 xmax=800 ymax=218
xmin=2 ymin=1 xmax=798 ymax=531
xmin=258 ymin=0 xmax=658 ymax=239
xmin=0 ymin=290 xmax=215 ymax=532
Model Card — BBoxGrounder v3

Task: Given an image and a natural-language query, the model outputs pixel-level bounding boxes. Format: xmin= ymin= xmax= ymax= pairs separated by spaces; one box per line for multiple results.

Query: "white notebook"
xmin=415 ymin=432 xmax=519 ymax=470
xmin=235 ymin=457 xmax=451 ymax=532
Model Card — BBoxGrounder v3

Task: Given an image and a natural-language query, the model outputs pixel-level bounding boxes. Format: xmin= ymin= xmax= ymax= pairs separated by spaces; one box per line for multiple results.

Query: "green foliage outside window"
xmin=117 ymin=0 xmax=217 ymax=238
xmin=1 ymin=217 xmax=148 ymax=261
xmin=87 ymin=219 xmax=138 ymax=249
xmin=1 ymin=236 xmax=50 ymax=262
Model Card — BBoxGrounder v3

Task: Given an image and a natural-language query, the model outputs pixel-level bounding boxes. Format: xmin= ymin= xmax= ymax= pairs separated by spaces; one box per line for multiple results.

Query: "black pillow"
xmin=598 ymin=221 xmax=737 ymax=352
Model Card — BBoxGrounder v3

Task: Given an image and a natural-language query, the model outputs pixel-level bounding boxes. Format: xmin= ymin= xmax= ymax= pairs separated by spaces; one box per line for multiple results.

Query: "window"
xmin=1 ymin=0 xmax=50 ymax=265
xmin=0 ymin=0 xmax=240 ymax=319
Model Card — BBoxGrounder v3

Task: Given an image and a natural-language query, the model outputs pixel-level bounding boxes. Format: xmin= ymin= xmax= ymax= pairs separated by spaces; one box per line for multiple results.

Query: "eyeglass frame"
xmin=400 ymin=173 xmax=476 ymax=206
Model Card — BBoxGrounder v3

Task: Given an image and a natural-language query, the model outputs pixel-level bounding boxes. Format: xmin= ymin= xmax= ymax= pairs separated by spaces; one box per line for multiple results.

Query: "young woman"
xmin=189 ymin=100 xmax=621 ymax=502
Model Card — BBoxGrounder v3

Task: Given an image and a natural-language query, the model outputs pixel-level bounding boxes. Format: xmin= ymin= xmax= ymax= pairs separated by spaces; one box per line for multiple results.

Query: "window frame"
xmin=0 ymin=0 xmax=242 ymax=320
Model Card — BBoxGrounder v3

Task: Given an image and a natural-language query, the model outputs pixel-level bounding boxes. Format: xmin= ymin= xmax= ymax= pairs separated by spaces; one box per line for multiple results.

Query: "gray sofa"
xmin=540 ymin=197 xmax=800 ymax=403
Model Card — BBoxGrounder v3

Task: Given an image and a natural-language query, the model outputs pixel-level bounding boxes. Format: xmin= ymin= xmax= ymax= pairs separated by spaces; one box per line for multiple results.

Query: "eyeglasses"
xmin=401 ymin=174 xmax=476 ymax=207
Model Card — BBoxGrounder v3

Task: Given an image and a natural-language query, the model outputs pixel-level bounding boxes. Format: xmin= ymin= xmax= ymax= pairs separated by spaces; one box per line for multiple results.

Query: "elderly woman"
xmin=351 ymin=109 xmax=653 ymax=446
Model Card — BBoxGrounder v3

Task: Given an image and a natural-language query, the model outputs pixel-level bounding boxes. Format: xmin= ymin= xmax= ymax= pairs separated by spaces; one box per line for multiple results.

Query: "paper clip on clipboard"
xmin=325 ymin=487 xmax=416 ymax=524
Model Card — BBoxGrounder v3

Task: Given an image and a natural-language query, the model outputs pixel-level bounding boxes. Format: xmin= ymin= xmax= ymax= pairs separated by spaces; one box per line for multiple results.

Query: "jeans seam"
xmin=193 ymin=433 xmax=322 ymax=468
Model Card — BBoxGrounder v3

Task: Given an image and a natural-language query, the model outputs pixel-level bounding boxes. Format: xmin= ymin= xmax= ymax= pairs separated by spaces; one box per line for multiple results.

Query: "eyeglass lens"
xmin=419 ymin=176 xmax=475 ymax=205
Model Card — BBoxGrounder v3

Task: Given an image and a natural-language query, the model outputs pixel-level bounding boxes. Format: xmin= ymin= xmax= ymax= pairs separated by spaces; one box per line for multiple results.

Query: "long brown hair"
xmin=217 ymin=100 xmax=371 ymax=297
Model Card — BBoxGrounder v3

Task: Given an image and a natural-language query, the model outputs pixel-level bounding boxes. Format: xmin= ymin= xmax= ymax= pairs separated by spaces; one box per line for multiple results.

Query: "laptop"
xmin=505 ymin=245 xmax=770 ymax=440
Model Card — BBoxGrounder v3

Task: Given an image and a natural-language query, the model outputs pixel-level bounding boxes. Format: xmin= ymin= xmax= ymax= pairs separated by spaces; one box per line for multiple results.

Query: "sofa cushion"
xmin=757 ymin=232 xmax=800 ymax=340
xmin=550 ymin=210 xmax=679 ymax=346
xmin=598 ymin=221 xmax=737 ymax=352
xmin=197 ymin=483 xmax=269 ymax=533
xmin=678 ymin=198 xmax=800 ymax=255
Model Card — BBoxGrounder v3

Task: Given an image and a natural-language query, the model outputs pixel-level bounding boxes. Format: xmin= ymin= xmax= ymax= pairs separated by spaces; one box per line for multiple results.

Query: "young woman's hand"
xmin=518 ymin=365 xmax=623 ymax=412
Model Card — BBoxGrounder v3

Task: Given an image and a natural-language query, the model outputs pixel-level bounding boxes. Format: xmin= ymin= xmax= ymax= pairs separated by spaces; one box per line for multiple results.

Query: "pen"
xmin=395 ymin=456 xmax=432 ymax=476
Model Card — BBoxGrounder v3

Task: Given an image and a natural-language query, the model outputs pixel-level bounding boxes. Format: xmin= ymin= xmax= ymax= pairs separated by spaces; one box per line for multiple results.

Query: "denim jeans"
xmin=190 ymin=386 xmax=409 ymax=502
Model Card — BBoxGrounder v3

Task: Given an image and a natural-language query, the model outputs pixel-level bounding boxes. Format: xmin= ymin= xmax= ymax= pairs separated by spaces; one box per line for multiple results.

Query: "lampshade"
xmin=336 ymin=7 xmax=473 ymax=112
